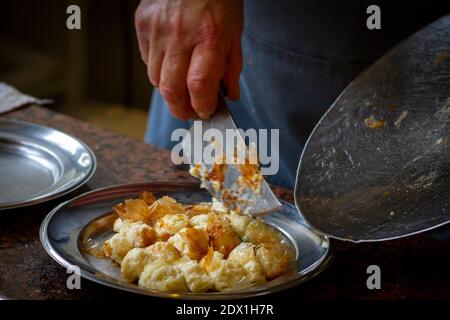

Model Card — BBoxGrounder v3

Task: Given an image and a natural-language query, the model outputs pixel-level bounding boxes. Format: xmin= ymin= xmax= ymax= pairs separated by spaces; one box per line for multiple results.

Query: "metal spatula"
xmin=295 ymin=14 xmax=450 ymax=242
xmin=185 ymin=94 xmax=282 ymax=216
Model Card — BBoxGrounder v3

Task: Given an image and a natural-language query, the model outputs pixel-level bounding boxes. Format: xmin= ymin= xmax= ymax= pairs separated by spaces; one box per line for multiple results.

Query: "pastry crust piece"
xmin=147 ymin=196 xmax=185 ymax=224
xmin=184 ymin=203 xmax=212 ymax=218
xmin=244 ymin=218 xmax=281 ymax=245
xmin=113 ymin=218 xmax=156 ymax=248
xmin=154 ymin=213 xmax=190 ymax=241
xmin=227 ymin=211 xmax=252 ymax=238
xmin=189 ymin=214 xmax=209 ymax=232
xmin=139 ymin=191 xmax=156 ymax=205
xmin=125 ymin=221 xmax=157 ymax=248
xmin=113 ymin=218 xmax=122 ymax=233
xmin=113 ymin=199 xmax=152 ymax=224
xmin=103 ymin=233 xmax=133 ymax=264
xmin=168 ymin=228 xmax=209 ymax=261
xmin=175 ymin=256 xmax=213 ymax=293
xmin=145 ymin=241 xmax=181 ymax=263
xmin=200 ymin=247 xmax=251 ymax=291
xmin=228 ymin=242 xmax=266 ymax=285
xmin=211 ymin=198 xmax=229 ymax=213
xmin=255 ymin=242 xmax=295 ymax=280
xmin=207 ymin=213 xmax=241 ymax=257
xmin=138 ymin=259 xmax=188 ymax=292
xmin=121 ymin=248 xmax=150 ymax=282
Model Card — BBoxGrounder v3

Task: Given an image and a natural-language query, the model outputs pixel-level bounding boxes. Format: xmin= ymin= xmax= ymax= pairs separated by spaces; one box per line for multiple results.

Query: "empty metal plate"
xmin=0 ymin=119 xmax=96 ymax=210
xmin=40 ymin=182 xmax=331 ymax=300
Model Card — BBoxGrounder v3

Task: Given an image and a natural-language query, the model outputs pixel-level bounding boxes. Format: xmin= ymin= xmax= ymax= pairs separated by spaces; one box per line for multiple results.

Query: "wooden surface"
xmin=0 ymin=105 xmax=449 ymax=300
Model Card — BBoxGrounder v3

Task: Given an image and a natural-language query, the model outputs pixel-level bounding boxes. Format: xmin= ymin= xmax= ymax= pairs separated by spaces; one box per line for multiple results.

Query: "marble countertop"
xmin=0 ymin=105 xmax=449 ymax=300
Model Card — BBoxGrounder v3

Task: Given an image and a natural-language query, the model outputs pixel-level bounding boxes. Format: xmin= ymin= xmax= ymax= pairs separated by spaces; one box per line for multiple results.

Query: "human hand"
xmin=135 ymin=0 xmax=244 ymax=120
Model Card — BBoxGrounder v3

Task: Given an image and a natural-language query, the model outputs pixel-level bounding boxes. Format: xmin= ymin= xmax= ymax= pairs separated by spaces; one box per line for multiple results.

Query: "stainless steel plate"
xmin=40 ymin=182 xmax=331 ymax=300
xmin=0 ymin=119 xmax=96 ymax=210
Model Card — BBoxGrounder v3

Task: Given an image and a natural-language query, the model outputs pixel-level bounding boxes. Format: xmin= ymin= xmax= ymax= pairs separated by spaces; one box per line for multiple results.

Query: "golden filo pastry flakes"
xmin=99 ymin=191 xmax=295 ymax=293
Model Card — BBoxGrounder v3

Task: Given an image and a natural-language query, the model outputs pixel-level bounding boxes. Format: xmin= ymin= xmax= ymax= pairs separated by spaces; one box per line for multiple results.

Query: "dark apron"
xmin=146 ymin=0 xmax=448 ymax=189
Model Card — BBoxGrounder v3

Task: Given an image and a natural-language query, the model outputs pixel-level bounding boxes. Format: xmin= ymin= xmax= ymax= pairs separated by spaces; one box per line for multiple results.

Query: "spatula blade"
xmin=185 ymin=95 xmax=282 ymax=216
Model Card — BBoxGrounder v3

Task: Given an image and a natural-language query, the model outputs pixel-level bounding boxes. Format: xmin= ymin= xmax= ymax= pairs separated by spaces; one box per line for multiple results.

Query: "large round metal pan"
xmin=40 ymin=182 xmax=331 ymax=300
xmin=295 ymin=15 xmax=450 ymax=242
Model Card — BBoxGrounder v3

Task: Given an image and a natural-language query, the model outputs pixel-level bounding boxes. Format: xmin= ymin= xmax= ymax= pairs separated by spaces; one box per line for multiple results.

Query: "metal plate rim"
xmin=0 ymin=118 xmax=97 ymax=210
xmin=40 ymin=181 xmax=332 ymax=300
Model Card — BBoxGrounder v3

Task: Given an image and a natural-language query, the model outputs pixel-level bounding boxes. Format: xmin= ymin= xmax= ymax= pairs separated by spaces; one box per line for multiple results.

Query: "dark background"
xmin=0 ymin=0 xmax=150 ymax=138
